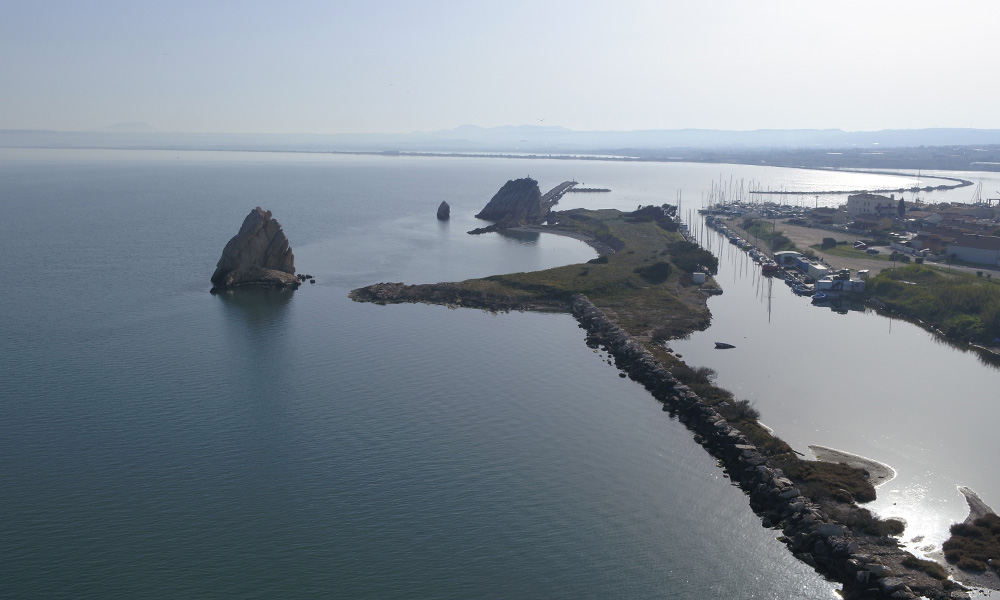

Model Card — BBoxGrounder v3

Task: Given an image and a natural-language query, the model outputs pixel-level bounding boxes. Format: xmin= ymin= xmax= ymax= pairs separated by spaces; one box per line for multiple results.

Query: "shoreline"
xmin=958 ymin=486 xmax=997 ymax=524
xmin=809 ymin=445 xmax=897 ymax=487
xmin=353 ymin=206 xmax=978 ymax=599
xmin=507 ymin=225 xmax=617 ymax=256
xmin=932 ymin=487 xmax=1000 ymax=594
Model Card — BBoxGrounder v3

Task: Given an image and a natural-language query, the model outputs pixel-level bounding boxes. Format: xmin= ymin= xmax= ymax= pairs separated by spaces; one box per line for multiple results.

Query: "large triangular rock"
xmin=475 ymin=178 xmax=544 ymax=227
xmin=210 ymin=207 xmax=299 ymax=291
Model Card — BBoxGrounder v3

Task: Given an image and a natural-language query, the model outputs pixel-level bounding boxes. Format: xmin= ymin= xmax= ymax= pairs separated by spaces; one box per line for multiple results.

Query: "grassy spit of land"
xmin=350 ymin=206 xmax=975 ymax=599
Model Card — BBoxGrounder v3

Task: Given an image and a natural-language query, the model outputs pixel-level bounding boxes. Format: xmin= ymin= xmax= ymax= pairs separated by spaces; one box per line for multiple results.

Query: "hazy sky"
xmin=3 ymin=0 xmax=998 ymax=134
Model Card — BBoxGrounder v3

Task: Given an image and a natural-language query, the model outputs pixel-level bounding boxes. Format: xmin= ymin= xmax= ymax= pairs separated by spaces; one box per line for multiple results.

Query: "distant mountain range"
xmin=2 ymin=125 xmax=999 ymax=170
xmin=95 ymin=122 xmax=160 ymax=133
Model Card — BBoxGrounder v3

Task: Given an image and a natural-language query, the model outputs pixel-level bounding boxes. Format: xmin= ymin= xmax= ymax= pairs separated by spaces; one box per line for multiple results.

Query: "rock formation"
xmin=437 ymin=201 xmax=450 ymax=220
xmin=210 ymin=207 xmax=300 ymax=292
xmin=475 ymin=177 xmax=545 ymax=227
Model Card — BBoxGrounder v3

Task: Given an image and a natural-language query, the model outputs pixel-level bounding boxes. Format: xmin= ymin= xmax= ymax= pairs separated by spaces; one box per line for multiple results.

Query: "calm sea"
xmin=1 ymin=148 xmax=987 ymax=599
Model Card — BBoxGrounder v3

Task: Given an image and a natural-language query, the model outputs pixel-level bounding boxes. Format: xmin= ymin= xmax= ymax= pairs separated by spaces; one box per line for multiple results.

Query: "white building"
xmin=846 ymin=193 xmax=897 ymax=220
xmin=946 ymin=233 xmax=1000 ymax=267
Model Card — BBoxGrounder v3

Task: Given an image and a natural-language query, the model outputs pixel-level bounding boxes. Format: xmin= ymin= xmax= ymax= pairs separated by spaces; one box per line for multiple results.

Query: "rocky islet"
xmin=210 ymin=207 xmax=302 ymax=292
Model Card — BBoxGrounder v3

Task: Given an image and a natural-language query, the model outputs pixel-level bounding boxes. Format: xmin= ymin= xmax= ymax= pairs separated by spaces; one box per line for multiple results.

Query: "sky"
xmin=2 ymin=0 xmax=999 ymax=134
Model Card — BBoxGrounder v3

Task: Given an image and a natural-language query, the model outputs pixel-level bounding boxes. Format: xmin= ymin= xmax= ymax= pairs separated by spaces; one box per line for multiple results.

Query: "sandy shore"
xmin=959 ymin=485 xmax=997 ymax=523
xmin=808 ymin=445 xmax=897 ymax=486
xmin=507 ymin=225 xmax=620 ymax=256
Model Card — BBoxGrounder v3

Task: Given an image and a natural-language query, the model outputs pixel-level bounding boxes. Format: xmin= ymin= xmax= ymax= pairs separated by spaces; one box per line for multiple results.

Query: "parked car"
xmin=866 ymin=248 xmax=880 ymax=254
xmin=853 ymin=241 xmax=868 ymax=250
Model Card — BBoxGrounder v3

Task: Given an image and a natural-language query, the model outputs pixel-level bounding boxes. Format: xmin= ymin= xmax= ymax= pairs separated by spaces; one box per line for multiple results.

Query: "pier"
xmin=541 ymin=180 xmax=578 ymax=211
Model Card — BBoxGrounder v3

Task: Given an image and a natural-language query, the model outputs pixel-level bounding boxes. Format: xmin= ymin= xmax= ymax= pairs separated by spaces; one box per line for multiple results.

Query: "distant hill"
xmin=2 ymin=125 xmax=999 ymax=171
xmin=95 ymin=122 xmax=158 ymax=132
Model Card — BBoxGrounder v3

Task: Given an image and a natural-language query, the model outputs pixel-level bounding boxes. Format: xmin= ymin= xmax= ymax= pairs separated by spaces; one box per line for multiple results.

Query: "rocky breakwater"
xmin=210 ymin=207 xmax=301 ymax=292
xmin=570 ymin=294 xmax=969 ymax=600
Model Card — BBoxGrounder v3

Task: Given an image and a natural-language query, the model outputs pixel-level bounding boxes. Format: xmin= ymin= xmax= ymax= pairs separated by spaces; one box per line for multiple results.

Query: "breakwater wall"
xmin=570 ymin=294 xmax=966 ymax=600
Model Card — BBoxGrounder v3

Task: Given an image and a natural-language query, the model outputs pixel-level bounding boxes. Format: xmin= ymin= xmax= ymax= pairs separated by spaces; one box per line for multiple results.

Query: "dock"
xmin=541 ymin=180 xmax=578 ymax=211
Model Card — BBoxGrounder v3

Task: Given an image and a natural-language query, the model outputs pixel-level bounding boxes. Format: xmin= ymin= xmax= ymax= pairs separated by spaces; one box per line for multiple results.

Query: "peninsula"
xmin=350 ymin=180 xmax=976 ymax=599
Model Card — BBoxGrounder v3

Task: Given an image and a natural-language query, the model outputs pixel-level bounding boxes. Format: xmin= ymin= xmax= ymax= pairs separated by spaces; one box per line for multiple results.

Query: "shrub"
xmin=822 ymin=237 xmax=837 ymax=249
xmin=770 ymin=232 xmax=793 ymax=252
xmin=634 ymin=262 xmax=672 ymax=284
xmin=721 ymin=398 xmax=760 ymax=421
xmin=668 ymin=240 xmax=719 ymax=274
xmin=771 ymin=456 xmax=877 ymax=503
xmin=694 ymin=366 xmax=717 ymax=383
xmin=901 ymin=555 xmax=948 ymax=580
xmin=822 ymin=503 xmax=904 ymax=536
xmin=671 ymin=362 xmax=714 ymax=385
xmin=956 ymin=557 xmax=988 ymax=572
xmin=624 ymin=205 xmax=678 ymax=231
xmin=866 ymin=265 xmax=1000 ymax=344
xmin=942 ymin=513 xmax=1000 ymax=573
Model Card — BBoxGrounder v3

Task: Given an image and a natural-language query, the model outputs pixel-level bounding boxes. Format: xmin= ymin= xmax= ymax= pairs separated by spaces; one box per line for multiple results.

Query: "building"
xmin=773 ymin=251 xmax=802 ymax=266
xmin=846 ymin=193 xmax=898 ymax=220
xmin=946 ymin=233 xmax=1000 ymax=267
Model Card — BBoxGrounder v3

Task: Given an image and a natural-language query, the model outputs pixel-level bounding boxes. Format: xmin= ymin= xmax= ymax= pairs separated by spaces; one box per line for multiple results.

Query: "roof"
xmin=949 ymin=234 xmax=1000 ymax=251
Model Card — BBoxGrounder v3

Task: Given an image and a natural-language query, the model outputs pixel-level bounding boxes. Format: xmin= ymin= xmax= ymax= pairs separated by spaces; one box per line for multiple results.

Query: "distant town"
xmin=704 ymin=190 xmax=1000 ymax=269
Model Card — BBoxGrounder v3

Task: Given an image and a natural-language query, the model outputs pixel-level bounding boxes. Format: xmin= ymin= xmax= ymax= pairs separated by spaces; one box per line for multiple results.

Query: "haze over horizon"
xmin=3 ymin=0 xmax=998 ymax=135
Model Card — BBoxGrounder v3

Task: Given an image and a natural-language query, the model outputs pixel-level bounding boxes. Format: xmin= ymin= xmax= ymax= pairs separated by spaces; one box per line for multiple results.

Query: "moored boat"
xmin=761 ymin=261 xmax=780 ymax=274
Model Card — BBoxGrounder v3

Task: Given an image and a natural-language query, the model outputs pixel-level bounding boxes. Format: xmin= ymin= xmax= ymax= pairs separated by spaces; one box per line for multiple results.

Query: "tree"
xmin=897 ymin=197 xmax=905 ymax=218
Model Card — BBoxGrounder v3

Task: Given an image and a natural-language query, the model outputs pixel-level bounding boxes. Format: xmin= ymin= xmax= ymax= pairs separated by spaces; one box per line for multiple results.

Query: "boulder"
xmin=474 ymin=178 xmax=544 ymax=227
xmin=210 ymin=207 xmax=300 ymax=292
xmin=437 ymin=201 xmax=451 ymax=220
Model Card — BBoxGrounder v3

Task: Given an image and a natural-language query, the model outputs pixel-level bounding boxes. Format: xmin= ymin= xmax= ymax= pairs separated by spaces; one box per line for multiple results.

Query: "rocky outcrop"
xmin=475 ymin=178 xmax=545 ymax=227
xmin=437 ymin=201 xmax=450 ymax=220
xmin=210 ymin=207 xmax=299 ymax=292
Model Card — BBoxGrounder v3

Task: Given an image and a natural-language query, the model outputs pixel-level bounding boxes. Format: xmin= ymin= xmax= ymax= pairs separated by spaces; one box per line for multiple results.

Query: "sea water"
xmin=3 ymin=148 xmax=974 ymax=598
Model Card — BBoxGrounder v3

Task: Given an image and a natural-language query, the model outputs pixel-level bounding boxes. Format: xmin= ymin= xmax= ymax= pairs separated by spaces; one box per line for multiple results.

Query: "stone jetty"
xmin=571 ymin=294 xmax=968 ymax=600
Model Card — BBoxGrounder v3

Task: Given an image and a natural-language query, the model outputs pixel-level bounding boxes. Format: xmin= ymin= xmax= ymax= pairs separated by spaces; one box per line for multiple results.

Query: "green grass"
xmin=867 ymin=265 xmax=1000 ymax=344
xmin=385 ymin=207 xmax=717 ymax=337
